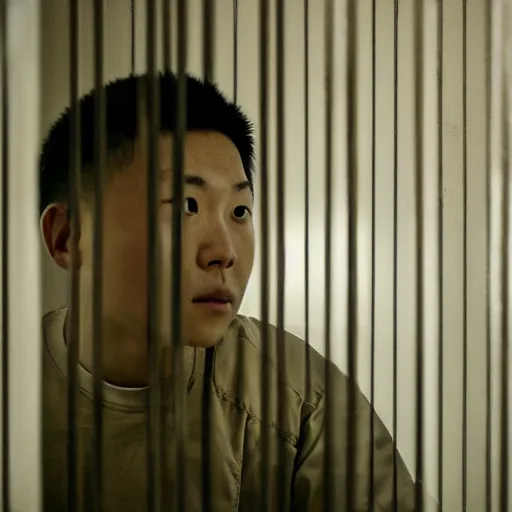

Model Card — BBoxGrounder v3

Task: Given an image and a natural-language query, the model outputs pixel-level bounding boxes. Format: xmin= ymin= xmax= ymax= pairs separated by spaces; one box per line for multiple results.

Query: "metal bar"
xmin=275 ymin=0 xmax=287 ymax=509
xmin=392 ymin=0 xmax=399 ymax=509
xmin=499 ymin=2 xmax=509 ymax=508
xmin=131 ymin=0 xmax=136 ymax=74
xmin=163 ymin=0 xmax=171 ymax=72
xmin=201 ymin=347 xmax=214 ymax=512
xmin=303 ymin=0 xmax=311 ymax=405
xmin=369 ymin=0 xmax=377 ymax=507
xmin=68 ymin=0 xmax=81 ymax=509
xmin=233 ymin=0 xmax=238 ymax=103
xmin=92 ymin=1 xmax=106 ymax=510
xmin=345 ymin=0 xmax=358 ymax=510
xmin=160 ymin=2 xmax=172 ymax=506
xmin=172 ymin=1 xmax=188 ymax=510
xmin=0 ymin=0 xmax=9 ymax=508
xmin=413 ymin=0 xmax=425 ymax=509
xmin=323 ymin=0 xmax=334 ymax=510
xmin=462 ymin=0 xmax=468 ymax=509
xmin=436 ymin=0 xmax=444 ymax=509
xmin=203 ymin=0 xmax=214 ymax=81
xmin=201 ymin=3 xmax=215 ymax=511
xmin=258 ymin=0 xmax=270 ymax=509
xmin=485 ymin=0 xmax=492 ymax=509
xmin=146 ymin=0 xmax=162 ymax=510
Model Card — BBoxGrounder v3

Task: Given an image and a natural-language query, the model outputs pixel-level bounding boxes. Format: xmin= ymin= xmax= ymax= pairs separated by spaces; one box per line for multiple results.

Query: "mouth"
xmin=192 ymin=289 xmax=234 ymax=313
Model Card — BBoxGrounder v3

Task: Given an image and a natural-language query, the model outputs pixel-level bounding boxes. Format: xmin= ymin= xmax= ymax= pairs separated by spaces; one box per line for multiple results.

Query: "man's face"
xmin=79 ymin=131 xmax=255 ymax=348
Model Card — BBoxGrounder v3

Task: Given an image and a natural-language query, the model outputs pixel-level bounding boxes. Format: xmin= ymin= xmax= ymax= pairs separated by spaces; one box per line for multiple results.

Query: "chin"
xmin=184 ymin=320 xmax=230 ymax=348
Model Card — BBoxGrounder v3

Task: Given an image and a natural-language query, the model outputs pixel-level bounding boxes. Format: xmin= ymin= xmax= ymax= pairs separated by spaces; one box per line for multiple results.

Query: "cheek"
xmin=104 ymin=219 xmax=148 ymax=298
xmin=236 ymin=227 xmax=255 ymax=280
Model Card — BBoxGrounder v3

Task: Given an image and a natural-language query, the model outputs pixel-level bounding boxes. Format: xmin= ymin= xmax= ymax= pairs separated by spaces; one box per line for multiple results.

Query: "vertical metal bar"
xmin=258 ymin=0 xmax=270 ymax=509
xmin=436 ymin=1 xmax=444 ymax=509
xmin=461 ymin=1 xmax=468 ymax=510
xmin=0 ymin=0 xmax=9 ymax=508
xmin=131 ymin=0 xmax=136 ymax=74
xmin=68 ymin=0 xmax=81 ymax=509
xmin=392 ymin=1 xmax=399 ymax=508
xmin=201 ymin=3 xmax=215 ymax=511
xmin=369 ymin=0 xmax=377 ymax=507
xmin=485 ymin=0 xmax=492 ymax=509
xmin=173 ymin=1 xmax=187 ymax=510
xmin=92 ymin=1 xmax=106 ymax=510
xmin=203 ymin=0 xmax=214 ymax=81
xmin=163 ymin=0 xmax=171 ymax=72
xmin=160 ymin=3 xmax=172 ymax=507
xmin=303 ymin=0 xmax=311 ymax=404
xmin=275 ymin=0 xmax=287 ymax=509
xmin=233 ymin=0 xmax=238 ymax=103
xmin=146 ymin=0 xmax=162 ymax=510
xmin=345 ymin=0 xmax=358 ymax=510
xmin=323 ymin=0 xmax=334 ymax=510
xmin=499 ymin=2 xmax=509 ymax=508
xmin=201 ymin=347 xmax=214 ymax=512
xmin=413 ymin=0 xmax=425 ymax=510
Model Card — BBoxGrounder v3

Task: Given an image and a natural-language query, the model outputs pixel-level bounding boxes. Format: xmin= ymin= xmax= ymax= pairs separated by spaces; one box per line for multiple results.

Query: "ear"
xmin=40 ymin=203 xmax=79 ymax=270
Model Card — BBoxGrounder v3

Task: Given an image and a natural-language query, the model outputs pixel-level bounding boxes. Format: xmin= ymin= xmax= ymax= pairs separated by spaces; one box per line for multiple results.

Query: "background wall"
xmin=2 ymin=0 xmax=504 ymax=509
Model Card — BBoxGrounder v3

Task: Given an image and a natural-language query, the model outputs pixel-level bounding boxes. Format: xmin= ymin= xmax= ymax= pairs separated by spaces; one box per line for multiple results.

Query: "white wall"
xmin=0 ymin=1 xmax=43 ymax=510
xmin=13 ymin=0 xmax=504 ymax=510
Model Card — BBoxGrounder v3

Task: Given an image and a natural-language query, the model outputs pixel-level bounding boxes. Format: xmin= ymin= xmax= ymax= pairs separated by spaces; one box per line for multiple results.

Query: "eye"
xmin=233 ymin=205 xmax=251 ymax=222
xmin=184 ymin=197 xmax=198 ymax=215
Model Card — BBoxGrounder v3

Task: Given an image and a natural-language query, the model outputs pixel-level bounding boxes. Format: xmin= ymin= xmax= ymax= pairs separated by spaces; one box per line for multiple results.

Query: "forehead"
xmin=101 ymin=131 xmax=249 ymax=213
xmin=159 ymin=131 xmax=245 ymax=181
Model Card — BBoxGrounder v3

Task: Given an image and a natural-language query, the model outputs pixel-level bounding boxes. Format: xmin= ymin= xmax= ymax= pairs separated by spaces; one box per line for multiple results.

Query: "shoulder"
xmin=213 ymin=315 xmax=347 ymax=442
xmin=229 ymin=315 xmax=334 ymax=400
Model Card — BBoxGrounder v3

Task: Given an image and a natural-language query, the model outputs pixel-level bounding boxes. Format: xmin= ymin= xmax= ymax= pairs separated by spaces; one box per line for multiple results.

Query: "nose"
xmin=197 ymin=223 xmax=236 ymax=271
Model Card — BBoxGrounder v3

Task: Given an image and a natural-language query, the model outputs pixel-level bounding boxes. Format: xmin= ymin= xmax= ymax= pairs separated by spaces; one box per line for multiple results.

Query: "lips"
xmin=192 ymin=288 xmax=234 ymax=305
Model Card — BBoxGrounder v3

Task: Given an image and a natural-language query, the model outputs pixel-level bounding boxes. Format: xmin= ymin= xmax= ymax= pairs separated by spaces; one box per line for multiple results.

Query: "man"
xmin=39 ymin=72 xmax=415 ymax=511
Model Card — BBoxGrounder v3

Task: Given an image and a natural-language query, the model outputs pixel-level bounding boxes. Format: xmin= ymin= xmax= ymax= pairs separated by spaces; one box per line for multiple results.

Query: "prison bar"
xmin=462 ymin=1 xmax=469 ymax=509
xmin=203 ymin=0 xmax=214 ymax=82
xmin=131 ymin=0 xmax=136 ymax=75
xmin=275 ymin=0 xmax=288 ymax=509
xmin=369 ymin=0 xmax=377 ymax=507
xmin=500 ymin=0 xmax=510 ymax=508
xmin=0 ymin=0 xmax=9 ymax=508
xmin=231 ymin=7 xmax=248 ymax=510
xmin=414 ymin=0 xmax=425 ymax=509
xmin=303 ymin=0 xmax=312 ymax=420
xmin=436 ymin=0 xmax=445 ymax=509
xmin=172 ymin=1 xmax=187 ymax=510
xmin=145 ymin=0 xmax=163 ymax=510
xmin=485 ymin=0 xmax=493 ymax=508
xmin=392 ymin=1 xmax=399 ymax=508
xmin=233 ymin=0 xmax=238 ymax=105
xmin=91 ymin=0 xmax=106 ymax=510
xmin=201 ymin=1 xmax=215 ymax=511
xmin=323 ymin=0 xmax=334 ymax=508
xmin=67 ymin=0 xmax=81 ymax=510
xmin=345 ymin=0 xmax=359 ymax=510
xmin=160 ymin=2 xmax=173 ymax=508
xmin=0 ymin=0 xmax=511 ymax=510
xmin=258 ymin=0 xmax=271 ymax=509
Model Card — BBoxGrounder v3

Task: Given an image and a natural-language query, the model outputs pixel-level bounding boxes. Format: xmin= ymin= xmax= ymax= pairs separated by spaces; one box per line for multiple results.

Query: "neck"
xmin=65 ymin=308 xmax=153 ymax=387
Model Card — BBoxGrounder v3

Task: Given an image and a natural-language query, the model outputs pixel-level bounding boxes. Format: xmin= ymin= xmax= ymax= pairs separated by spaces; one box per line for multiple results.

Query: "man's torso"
xmin=42 ymin=308 xmax=318 ymax=512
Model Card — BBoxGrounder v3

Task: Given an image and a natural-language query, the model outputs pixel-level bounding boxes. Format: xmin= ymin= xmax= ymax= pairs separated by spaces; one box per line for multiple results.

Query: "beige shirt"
xmin=42 ymin=307 xmax=416 ymax=511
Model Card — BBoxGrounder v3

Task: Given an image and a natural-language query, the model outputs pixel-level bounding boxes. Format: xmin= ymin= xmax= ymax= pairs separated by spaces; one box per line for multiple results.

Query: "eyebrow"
xmin=163 ymin=172 xmax=251 ymax=193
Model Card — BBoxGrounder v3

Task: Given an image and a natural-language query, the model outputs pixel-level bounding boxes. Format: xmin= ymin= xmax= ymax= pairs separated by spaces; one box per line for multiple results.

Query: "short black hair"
xmin=39 ymin=72 xmax=255 ymax=216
